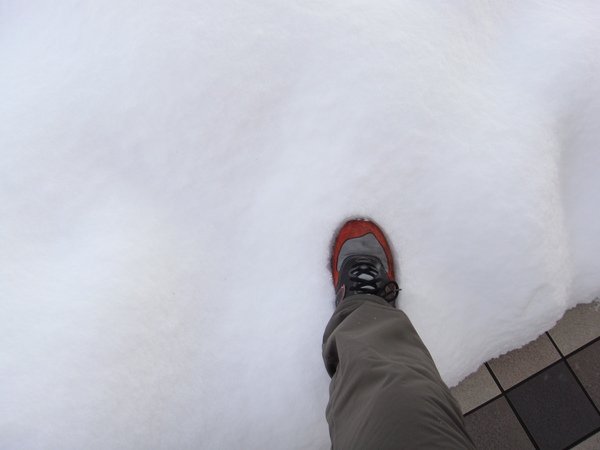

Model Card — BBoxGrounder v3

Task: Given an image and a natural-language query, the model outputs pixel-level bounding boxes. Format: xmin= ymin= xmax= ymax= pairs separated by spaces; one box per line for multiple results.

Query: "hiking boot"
xmin=331 ymin=219 xmax=400 ymax=307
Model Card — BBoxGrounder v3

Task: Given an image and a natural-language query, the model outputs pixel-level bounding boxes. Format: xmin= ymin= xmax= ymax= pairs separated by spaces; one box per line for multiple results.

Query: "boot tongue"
xmin=336 ymin=233 xmax=389 ymax=272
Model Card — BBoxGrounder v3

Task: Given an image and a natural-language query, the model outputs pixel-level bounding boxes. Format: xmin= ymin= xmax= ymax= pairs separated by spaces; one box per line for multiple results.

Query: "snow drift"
xmin=1 ymin=1 xmax=599 ymax=448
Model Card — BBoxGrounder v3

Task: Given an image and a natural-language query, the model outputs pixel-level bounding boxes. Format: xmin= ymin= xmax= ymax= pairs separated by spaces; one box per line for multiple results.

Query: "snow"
xmin=1 ymin=1 xmax=599 ymax=448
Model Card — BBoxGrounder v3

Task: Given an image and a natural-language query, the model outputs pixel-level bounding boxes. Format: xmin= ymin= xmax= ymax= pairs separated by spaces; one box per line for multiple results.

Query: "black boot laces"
xmin=349 ymin=258 xmax=400 ymax=302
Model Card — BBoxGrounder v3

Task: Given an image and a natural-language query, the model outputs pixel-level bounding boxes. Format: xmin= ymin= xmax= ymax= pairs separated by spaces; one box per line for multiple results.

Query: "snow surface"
xmin=1 ymin=1 xmax=600 ymax=448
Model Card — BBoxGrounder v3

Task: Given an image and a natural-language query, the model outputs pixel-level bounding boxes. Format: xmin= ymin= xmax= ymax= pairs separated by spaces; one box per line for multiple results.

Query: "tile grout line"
xmin=553 ymin=318 xmax=600 ymax=447
xmin=462 ymin=331 xmax=600 ymax=445
xmin=484 ymin=362 xmax=540 ymax=450
xmin=545 ymin=332 xmax=600 ymax=418
xmin=483 ymin=333 xmax=600 ymax=397
xmin=503 ymin=359 xmax=563 ymax=394
xmin=564 ymin=334 xmax=600 ymax=359
xmin=565 ymin=425 xmax=600 ymax=449
xmin=463 ymin=392 xmax=505 ymax=417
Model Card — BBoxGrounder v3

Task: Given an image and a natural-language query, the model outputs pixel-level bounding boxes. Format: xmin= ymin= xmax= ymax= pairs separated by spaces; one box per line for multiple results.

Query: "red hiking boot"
xmin=331 ymin=219 xmax=400 ymax=307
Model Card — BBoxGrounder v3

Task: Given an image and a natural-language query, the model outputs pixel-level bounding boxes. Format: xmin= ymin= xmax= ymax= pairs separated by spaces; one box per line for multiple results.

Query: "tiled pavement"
xmin=451 ymin=300 xmax=600 ymax=450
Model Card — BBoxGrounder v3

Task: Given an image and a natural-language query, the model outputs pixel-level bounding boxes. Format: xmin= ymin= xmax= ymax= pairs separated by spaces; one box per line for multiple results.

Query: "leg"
xmin=323 ymin=295 xmax=475 ymax=450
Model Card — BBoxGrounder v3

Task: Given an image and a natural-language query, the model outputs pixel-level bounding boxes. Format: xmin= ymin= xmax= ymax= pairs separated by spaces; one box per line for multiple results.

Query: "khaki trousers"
xmin=323 ymin=295 xmax=475 ymax=449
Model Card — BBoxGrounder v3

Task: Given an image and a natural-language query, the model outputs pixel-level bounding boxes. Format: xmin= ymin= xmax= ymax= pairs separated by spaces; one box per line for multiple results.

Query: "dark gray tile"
xmin=451 ymin=365 xmax=501 ymax=414
xmin=568 ymin=339 xmax=600 ymax=409
xmin=488 ymin=333 xmax=560 ymax=389
xmin=464 ymin=397 xmax=533 ymax=449
xmin=507 ymin=362 xmax=600 ymax=450
xmin=548 ymin=300 xmax=600 ymax=355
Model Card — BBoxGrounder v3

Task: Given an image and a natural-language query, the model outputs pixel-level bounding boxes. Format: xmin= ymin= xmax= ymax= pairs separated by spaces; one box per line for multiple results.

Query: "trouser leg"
xmin=323 ymin=295 xmax=475 ymax=450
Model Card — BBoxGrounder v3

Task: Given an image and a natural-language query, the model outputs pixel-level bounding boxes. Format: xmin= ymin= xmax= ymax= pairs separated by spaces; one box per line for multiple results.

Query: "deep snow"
xmin=1 ymin=1 xmax=599 ymax=448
